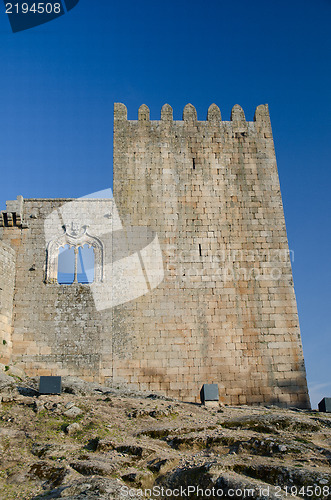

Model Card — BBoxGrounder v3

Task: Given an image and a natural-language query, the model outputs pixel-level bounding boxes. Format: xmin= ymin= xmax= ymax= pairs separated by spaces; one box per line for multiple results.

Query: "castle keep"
xmin=0 ymin=103 xmax=310 ymax=408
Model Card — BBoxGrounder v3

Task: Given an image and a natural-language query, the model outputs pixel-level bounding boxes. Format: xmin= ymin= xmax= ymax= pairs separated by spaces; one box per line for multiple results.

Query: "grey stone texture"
xmin=0 ymin=198 xmax=114 ymax=382
xmin=112 ymin=103 xmax=310 ymax=408
xmin=0 ymin=241 xmax=16 ymax=363
xmin=0 ymin=103 xmax=310 ymax=408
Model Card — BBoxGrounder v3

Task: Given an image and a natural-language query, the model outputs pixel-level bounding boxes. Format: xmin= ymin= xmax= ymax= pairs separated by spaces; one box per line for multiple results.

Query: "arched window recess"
xmin=46 ymin=223 xmax=104 ymax=284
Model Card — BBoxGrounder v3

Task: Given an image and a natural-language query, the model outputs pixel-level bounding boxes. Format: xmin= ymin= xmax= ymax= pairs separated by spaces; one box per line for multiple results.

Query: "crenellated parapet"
xmin=231 ymin=104 xmax=246 ymax=122
xmin=113 ymin=101 xmax=276 ymax=200
xmin=254 ymin=103 xmax=273 ymax=137
xmin=161 ymin=103 xmax=173 ymax=121
xmin=0 ymin=195 xmax=25 ymax=228
xmin=138 ymin=104 xmax=150 ymax=122
xmin=207 ymin=103 xmax=221 ymax=122
xmin=114 ymin=102 xmax=271 ymax=126
xmin=113 ymin=102 xmax=273 ymax=142
xmin=182 ymin=103 xmax=198 ymax=122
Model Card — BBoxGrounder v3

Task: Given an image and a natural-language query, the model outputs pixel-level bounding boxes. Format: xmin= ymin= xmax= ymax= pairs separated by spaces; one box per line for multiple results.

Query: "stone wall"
xmin=1 ymin=198 xmax=115 ymax=380
xmin=0 ymin=194 xmax=167 ymax=384
xmin=112 ymin=103 xmax=310 ymax=408
xmin=0 ymin=241 xmax=16 ymax=365
xmin=0 ymin=102 xmax=311 ymax=408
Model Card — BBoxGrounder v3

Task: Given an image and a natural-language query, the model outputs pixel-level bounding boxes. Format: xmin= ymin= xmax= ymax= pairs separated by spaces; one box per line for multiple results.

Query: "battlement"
xmin=114 ymin=102 xmax=272 ymax=127
xmin=0 ymin=195 xmax=24 ymax=227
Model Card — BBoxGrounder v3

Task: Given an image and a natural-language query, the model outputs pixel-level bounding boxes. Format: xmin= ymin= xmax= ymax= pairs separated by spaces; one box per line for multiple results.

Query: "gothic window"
xmin=77 ymin=244 xmax=95 ymax=284
xmin=46 ymin=224 xmax=103 ymax=284
xmin=58 ymin=244 xmax=75 ymax=284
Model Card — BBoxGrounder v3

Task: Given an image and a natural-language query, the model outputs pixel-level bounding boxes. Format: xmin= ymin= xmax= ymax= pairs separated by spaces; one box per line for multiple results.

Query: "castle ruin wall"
xmin=0 ymin=103 xmax=311 ymax=408
xmin=0 ymin=241 xmax=16 ymax=365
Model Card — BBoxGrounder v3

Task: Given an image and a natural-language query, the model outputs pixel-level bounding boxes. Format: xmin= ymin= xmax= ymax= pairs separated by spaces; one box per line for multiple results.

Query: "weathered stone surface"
xmin=63 ymin=406 xmax=83 ymax=418
xmin=61 ymin=377 xmax=102 ymax=396
xmin=117 ymin=445 xmax=143 ymax=457
xmin=121 ymin=468 xmax=154 ymax=488
xmin=126 ymin=405 xmax=177 ymax=419
xmin=70 ymin=459 xmax=116 ymax=476
xmin=0 ymin=387 xmax=330 ymax=499
xmin=0 ymin=371 xmax=16 ymax=392
xmin=0 ymin=242 xmax=15 ymax=366
xmin=29 ymin=461 xmax=67 ymax=487
xmin=232 ymin=463 xmax=331 ymax=489
xmin=220 ymin=414 xmax=320 ymax=433
xmin=31 ymin=443 xmax=54 ymax=458
xmin=36 ymin=477 xmax=142 ymax=499
xmin=155 ymin=463 xmax=301 ymax=500
xmin=147 ymin=457 xmax=178 ymax=474
xmin=6 ymin=365 xmax=26 ymax=379
xmin=66 ymin=423 xmax=81 ymax=436
xmin=96 ymin=438 xmax=116 ymax=452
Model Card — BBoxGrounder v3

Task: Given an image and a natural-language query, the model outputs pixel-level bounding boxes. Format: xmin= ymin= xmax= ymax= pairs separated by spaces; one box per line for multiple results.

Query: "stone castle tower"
xmin=0 ymin=102 xmax=310 ymax=408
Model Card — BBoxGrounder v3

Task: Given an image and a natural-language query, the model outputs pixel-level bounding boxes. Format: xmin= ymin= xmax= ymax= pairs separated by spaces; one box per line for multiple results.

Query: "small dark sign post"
xmin=39 ymin=376 xmax=62 ymax=395
xmin=318 ymin=398 xmax=331 ymax=413
xmin=200 ymin=383 xmax=219 ymax=407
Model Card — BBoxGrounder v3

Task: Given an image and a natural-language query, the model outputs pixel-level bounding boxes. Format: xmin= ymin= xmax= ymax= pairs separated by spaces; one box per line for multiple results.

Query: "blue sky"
xmin=0 ymin=0 xmax=330 ymax=408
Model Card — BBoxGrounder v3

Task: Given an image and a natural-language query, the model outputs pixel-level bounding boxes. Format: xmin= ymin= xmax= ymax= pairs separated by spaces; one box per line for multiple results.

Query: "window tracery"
xmin=46 ymin=223 xmax=103 ymax=284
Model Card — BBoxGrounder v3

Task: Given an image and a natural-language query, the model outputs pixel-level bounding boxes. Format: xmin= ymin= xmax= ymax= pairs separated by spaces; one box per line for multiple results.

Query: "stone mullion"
xmin=73 ymin=247 xmax=79 ymax=283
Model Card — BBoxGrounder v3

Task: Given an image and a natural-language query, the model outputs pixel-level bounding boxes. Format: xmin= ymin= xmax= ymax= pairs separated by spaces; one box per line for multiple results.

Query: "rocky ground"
xmin=0 ymin=372 xmax=330 ymax=499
